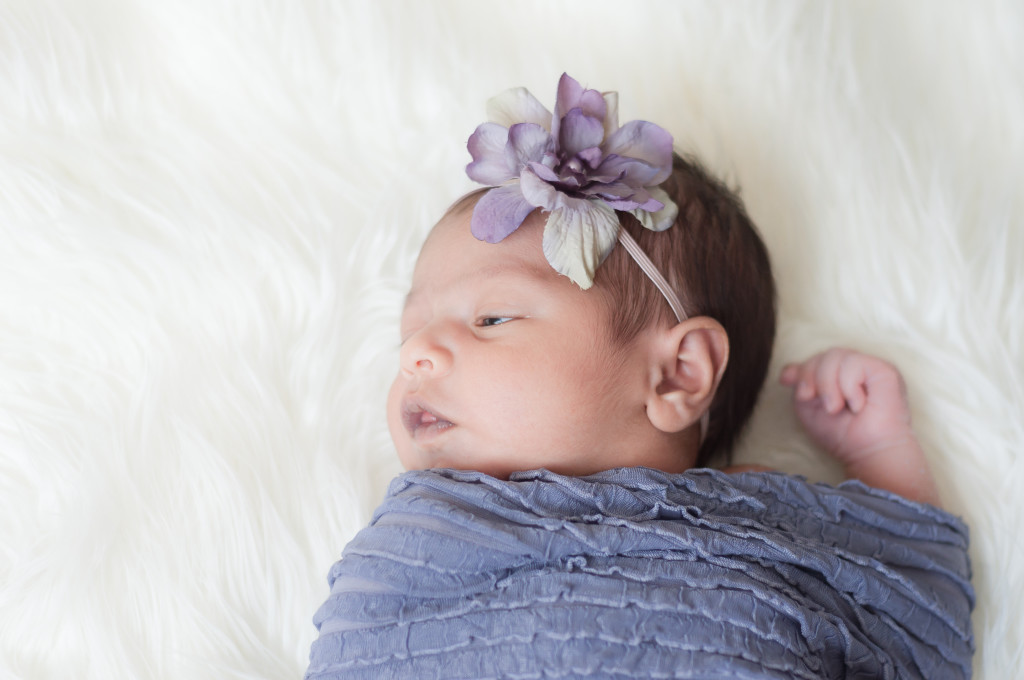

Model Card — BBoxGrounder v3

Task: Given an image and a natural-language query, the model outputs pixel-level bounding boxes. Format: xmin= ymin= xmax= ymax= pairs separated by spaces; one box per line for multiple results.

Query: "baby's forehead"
xmin=405 ymin=259 xmax=556 ymax=310
xmin=404 ymin=219 xmax=599 ymax=317
xmin=413 ymin=212 xmax=550 ymax=284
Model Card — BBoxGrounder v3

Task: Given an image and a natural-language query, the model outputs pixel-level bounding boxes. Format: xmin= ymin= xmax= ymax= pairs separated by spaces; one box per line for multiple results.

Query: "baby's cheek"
xmin=385 ymin=377 xmax=407 ymax=453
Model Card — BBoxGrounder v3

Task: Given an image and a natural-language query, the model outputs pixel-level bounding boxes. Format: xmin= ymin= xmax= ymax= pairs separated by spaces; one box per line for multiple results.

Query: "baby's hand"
xmin=779 ymin=348 xmax=940 ymax=506
xmin=779 ymin=348 xmax=915 ymax=467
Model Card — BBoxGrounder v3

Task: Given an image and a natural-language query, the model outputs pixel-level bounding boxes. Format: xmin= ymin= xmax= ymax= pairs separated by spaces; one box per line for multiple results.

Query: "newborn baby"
xmin=390 ymin=197 xmax=940 ymax=507
xmin=306 ymin=74 xmax=973 ymax=679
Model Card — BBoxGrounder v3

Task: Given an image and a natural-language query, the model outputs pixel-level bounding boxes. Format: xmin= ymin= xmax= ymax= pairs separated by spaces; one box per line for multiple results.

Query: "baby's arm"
xmin=779 ymin=348 xmax=941 ymax=507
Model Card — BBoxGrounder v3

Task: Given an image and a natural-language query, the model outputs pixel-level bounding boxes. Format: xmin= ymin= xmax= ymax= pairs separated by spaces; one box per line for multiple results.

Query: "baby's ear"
xmin=645 ymin=317 xmax=729 ymax=434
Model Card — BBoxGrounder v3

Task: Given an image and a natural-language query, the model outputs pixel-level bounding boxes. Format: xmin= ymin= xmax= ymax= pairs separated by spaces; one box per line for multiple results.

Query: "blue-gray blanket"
xmin=307 ymin=468 xmax=973 ymax=679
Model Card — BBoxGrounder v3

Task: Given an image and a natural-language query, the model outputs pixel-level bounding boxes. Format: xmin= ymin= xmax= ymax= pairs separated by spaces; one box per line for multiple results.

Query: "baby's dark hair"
xmin=595 ymin=152 xmax=776 ymax=467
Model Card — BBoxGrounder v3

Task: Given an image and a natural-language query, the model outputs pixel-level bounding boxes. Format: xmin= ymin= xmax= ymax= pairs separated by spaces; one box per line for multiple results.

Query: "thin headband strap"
xmin=616 ymin=228 xmax=687 ymax=323
xmin=616 ymin=227 xmax=710 ymax=446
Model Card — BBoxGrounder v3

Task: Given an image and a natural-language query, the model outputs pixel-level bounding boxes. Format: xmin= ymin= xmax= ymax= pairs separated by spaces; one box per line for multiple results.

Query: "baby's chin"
xmin=397 ymin=446 xmax=620 ymax=481
xmin=395 ymin=444 xmax=521 ymax=480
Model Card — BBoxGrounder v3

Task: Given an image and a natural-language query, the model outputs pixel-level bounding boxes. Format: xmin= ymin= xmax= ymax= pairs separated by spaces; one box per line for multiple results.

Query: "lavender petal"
xmin=470 ymin=185 xmax=536 ymax=243
xmin=585 ymin=184 xmax=662 ymax=212
xmin=526 ymin=160 xmax=559 ymax=183
xmin=575 ymin=84 xmax=608 ymax=121
xmin=587 ymin=181 xmax=635 ymax=201
xmin=551 ymin=73 xmax=606 ymax=150
xmin=466 ymin=122 xmax=514 ymax=185
xmin=602 ymin=120 xmax=674 ymax=185
xmin=505 ymin=123 xmax=553 ymax=172
xmin=578 ymin=147 xmax=603 ymax=169
xmin=551 ymin=74 xmax=580 ymax=144
xmin=634 ymin=193 xmax=665 ymax=213
xmin=559 ymin=108 xmax=605 ymax=156
xmin=521 ymin=166 xmax=588 ymax=212
xmin=595 ymin=154 xmax=663 ymax=189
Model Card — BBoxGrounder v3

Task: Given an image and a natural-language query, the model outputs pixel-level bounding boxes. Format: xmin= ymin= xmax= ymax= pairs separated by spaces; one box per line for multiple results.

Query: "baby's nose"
xmin=399 ymin=324 xmax=454 ymax=378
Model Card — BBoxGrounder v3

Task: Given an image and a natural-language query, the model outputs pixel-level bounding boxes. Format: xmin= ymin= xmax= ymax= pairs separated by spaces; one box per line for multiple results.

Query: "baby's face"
xmin=387 ymin=208 xmax=653 ymax=478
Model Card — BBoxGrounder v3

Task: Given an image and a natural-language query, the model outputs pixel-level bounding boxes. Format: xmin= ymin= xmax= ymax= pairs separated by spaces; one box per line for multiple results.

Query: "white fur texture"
xmin=1 ymin=1 xmax=1021 ymax=677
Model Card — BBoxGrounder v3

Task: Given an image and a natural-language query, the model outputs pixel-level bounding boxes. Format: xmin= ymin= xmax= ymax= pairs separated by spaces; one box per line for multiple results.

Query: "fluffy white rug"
xmin=2 ymin=1 xmax=1021 ymax=677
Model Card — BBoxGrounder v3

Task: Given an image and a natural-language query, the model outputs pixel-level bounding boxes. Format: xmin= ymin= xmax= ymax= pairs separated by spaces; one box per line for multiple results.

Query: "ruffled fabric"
xmin=307 ymin=467 xmax=974 ymax=679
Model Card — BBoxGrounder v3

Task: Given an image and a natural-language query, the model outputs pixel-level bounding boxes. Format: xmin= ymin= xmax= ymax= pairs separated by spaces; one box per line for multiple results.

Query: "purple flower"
xmin=465 ymin=73 xmax=677 ymax=289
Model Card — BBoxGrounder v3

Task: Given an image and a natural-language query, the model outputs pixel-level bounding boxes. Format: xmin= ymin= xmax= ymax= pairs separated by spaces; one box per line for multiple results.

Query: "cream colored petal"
xmin=602 ymin=91 xmax=619 ymax=141
xmin=486 ymin=87 xmax=553 ymax=130
xmin=630 ymin=187 xmax=678 ymax=232
xmin=541 ymin=202 xmax=621 ymax=289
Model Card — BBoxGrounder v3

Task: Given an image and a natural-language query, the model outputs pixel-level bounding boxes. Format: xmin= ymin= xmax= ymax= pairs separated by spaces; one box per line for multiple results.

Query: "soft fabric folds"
xmin=306 ymin=467 xmax=974 ymax=679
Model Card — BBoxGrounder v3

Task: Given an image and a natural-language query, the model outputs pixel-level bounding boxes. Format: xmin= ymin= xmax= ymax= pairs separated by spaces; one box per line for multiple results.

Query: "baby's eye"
xmin=478 ymin=316 xmax=515 ymax=327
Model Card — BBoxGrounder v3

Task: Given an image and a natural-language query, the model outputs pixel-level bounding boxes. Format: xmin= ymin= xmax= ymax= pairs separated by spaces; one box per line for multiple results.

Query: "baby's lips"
xmin=400 ymin=397 xmax=454 ymax=435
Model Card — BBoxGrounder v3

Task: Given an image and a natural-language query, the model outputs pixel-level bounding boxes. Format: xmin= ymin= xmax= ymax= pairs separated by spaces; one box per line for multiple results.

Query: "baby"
xmin=307 ymin=74 xmax=971 ymax=679
xmin=388 ymin=113 xmax=939 ymax=508
xmin=389 ymin=177 xmax=941 ymax=506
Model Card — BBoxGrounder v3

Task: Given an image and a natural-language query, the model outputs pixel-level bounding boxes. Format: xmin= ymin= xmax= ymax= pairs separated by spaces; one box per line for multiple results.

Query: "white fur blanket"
xmin=1 ymin=2 xmax=1020 ymax=678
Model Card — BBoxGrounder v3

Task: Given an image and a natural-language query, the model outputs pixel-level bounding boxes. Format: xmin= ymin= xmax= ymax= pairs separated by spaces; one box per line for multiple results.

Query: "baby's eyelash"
xmin=478 ymin=316 xmax=515 ymax=327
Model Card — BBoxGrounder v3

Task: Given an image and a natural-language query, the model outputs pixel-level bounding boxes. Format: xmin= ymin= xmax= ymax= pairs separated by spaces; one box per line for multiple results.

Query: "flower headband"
xmin=465 ymin=72 xmax=688 ymax=323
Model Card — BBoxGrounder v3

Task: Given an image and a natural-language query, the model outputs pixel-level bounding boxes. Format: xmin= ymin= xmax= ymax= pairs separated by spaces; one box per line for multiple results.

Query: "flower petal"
xmin=602 ymin=91 xmax=619 ymax=141
xmin=595 ymin=154 xmax=663 ymax=188
xmin=521 ymin=166 xmax=589 ymax=212
xmin=527 ymin=160 xmax=559 ymax=183
xmin=505 ymin=123 xmax=553 ymax=172
xmin=557 ymin=74 xmax=602 ymax=122
xmin=466 ymin=122 xmax=514 ymax=185
xmin=602 ymin=120 xmax=674 ymax=185
xmin=559 ymin=108 xmax=605 ymax=156
xmin=541 ymin=202 xmax=621 ymax=289
xmin=636 ymin=195 xmax=665 ymax=212
xmin=552 ymin=73 xmax=606 ymax=150
xmin=629 ymin=186 xmax=678 ymax=232
xmin=580 ymin=173 xmax=664 ymax=212
xmin=486 ymin=87 xmax=552 ymax=130
xmin=585 ymin=182 xmax=649 ymax=211
xmin=470 ymin=185 xmax=536 ymax=243
xmin=578 ymin=146 xmax=602 ymax=169
xmin=607 ymin=186 xmax=663 ymax=212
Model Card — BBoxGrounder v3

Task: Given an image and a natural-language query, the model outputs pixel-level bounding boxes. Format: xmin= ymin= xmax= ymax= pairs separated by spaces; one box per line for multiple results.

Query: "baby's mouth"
xmin=401 ymin=401 xmax=455 ymax=440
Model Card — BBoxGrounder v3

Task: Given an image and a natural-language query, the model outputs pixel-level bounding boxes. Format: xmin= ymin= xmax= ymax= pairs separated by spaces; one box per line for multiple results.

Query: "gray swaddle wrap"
xmin=307 ymin=467 xmax=973 ymax=679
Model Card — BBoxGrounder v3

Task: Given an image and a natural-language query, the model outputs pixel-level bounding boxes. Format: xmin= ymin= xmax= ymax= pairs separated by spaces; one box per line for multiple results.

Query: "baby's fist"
xmin=779 ymin=348 xmax=914 ymax=466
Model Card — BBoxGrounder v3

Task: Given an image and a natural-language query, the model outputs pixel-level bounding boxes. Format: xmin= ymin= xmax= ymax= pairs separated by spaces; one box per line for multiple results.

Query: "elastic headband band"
xmin=616 ymin=228 xmax=687 ymax=323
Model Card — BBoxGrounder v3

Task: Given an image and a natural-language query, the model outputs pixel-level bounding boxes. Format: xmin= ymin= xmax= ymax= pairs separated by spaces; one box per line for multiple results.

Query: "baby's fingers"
xmin=814 ymin=349 xmax=849 ymax=414
xmin=782 ymin=354 xmax=823 ymax=401
xmin=779 ymin=363 xmax=800 ymax=385
xmin=837 ymin=355 xmax=869 ymax=413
